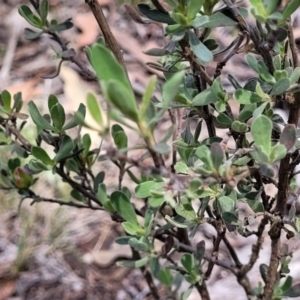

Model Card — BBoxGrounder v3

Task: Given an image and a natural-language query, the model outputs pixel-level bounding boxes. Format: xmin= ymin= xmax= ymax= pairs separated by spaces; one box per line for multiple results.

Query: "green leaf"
xmin=144 ymin=209 xmax=154 ymax=236
xmin=171 ymin=12 xmax=188 ymax=26
xmin=63 ymin=103 xmax=86 ymax=131
xmin=245 ymin=54 xmax=259 ymax=72
xmin=188 ymin=31 xmax=213 ymax=65
xmin=166 ymin=24 xmax=185 ymax=35
xmin=28 ymin=101 xmax=55 ymax=131
xmin=195 ymin=145 xmax=214 ymax=170
xmin=290 ymin=67 xmax=300 ymax=84
xmin=260 ymin=263 xmax=269 ymax=283
xmin=82 ymin=133 xmax=91 ymax=157
xmin=257 ymin=61 xmax=276 ymax=84
xmin=122 ymin=221 xmax=144 ymax=235
xmin=274 ymin=70 xmax=288 ymax=82
xmin=50 ymin=103 xmax=65 ymax=131
xmin=280 ymin=124 xmax=296 ymax=151
xmin=28 ymin=160 xmax=50 ymax=172
xmin=128 ymin=238 xmax=148 ymax=252
xmin=175 ymin=200 xmax=196 ymax=221
xmin=269 ymin=144 xmax=286 ymax=163
xmin=218 ymin=196 xmax=235 ymax=212
xmin=0 ymin=132 xmax=11 ymax=145
xmin=1 ymin=90 xmax=11 ymax=112
xmin=140 ymin=75 xmax=156 ymax=120
xmin=86 ymin=92 xmax=103 ymax=126
xmin=181 ymin=286 xmax=193 ymax=300
xmin=175 ymin=161 xmax=189 ymax=174
xmin=153 ymin=143 xmax=170 ymax=154
xmin=116 ymin=256 xmax=149 ymax=268
xmin=143 ymin=48 xmax=170 ymax=56
xmin=221 ymin=211 xmax=238 ymax=224
xmin=137 ymin=4 xmax=175 ymax=24
xmin=215 ymin=100 xmax=226 ymax=113
xmin=187 ymin=0 xmax=204 ymax=20
xmin=89 ymin=43 xmax=132 ymax=92
xmin=282 ymin=283 xmax=300 ymax=297
xmin=191 ymin=12 xmax=237 ymax=28
xmin=24 ymin=28 xmax=43 ymax=40
xmin=165 ymin=215 xmax=189 ymax=228
xmin=248 ymin=200 xmax=264 ymax=213
xmin=251 ymin=115 xmax=272 ymax=155
xmin=231 ymin=120 xmax=248 ymax=133
xmin=252 ymin=101 xmax=269 ymax=119
xmin=244 ymin=78 xmax=272 ymax=93
xmin=110 ymin=191 xmax=138 ymax=224
xmin=238 ymin=103 xmax=257 ymax=122
xmin=31 ymin=146 xmax=53 ymax=165
xmin=233 ymin=89 xmax=262 ymax=104
xmin=214 ymin=114 xmax=229 ymax=128
xmin=70 ymin=189 xmax=84 ymax=202
xmin=135 ymin=181 xmax=165 ymax=198
xmin=150 ymin=257 xmax=161 ymax=278
xmin=13 ymin=92 xmax=23 ymax=112
xmin=233 ymin=156 xmax=251 ymax=166
xmin=14 ymin=167 xmax=33 ymax=189
xmin=114 ymin=236 xmax=131 ymax=245
xmin=273 ymin=54 xmax=282 ymax=70
xmin=112 ymin=124 xmax=128 ymax=150
xmin=250 ymin=0 xmax=267 ymax=20
xmin=270 ymin=78 xmax=290 ymax=95
xmin=48 ymin=94 xmax=58 ymax=112
xmin=106 ymin=80 xmax=139 ymax=122
xmin=228 ymin=74 xmax=242 ymax=89
xmin=8 ymin=158 xmax=21 ymax=171
xmin=54 ymin=135 xmax=73 ymax=162
xmin=212 ymin=77 xmax=226 ymax=100
xmin=210 ymin=142 xmax=224 ymax=170
xmin=174 ymin=94 xmax=192 ymax=106
xmin=97 ymin=183 xmax=112 ymax=210
xmin=49 ymin=19 xmax=73 ymax=32
xmin=39 ymin=0 xmax=49 ymax=26
xmin=181 ymin=253 xmax=195 ymax=273
xmin=162 ymin=71 xmax=185 ymax=107
xmin=281 ymin=276 xmax=293 ymax=294
xmin=281 ymin=0 xmax=300 ymax=21
xmin=170 ymin=27 xmax=187 ymax=41
xmin=192 ymin=88 xmax=218 ymax=106
xmin=157 ymin=268 xmax=172 ymax=287
xmin=149 ymin=196 xmax=165 ymax=207
xmin=18 ymin=5 xmax=42 ymax=28
xmin=197 ymin=188 xmax=217 ymax=198
xmin=260 ymin=162 xmax=275 ymax=177
xmin=265 ymin=0 xmax=280 ymax=14
xmin=279 ymin=124 xmax=297 ymax=151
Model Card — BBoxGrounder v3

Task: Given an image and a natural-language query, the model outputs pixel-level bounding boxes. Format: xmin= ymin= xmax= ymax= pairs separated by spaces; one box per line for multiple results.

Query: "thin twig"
xmin=168 ymin=109 xmax=176 ymax=172
xmin=214 ymin=33 xmax=245 ymax=79
xmin=150 ymin=0 xmax=169 ymax=14
xmin=85 ymin=0 xmax=126 ymax=68
xmin=239 ymin=216 xmax=268 ymax=276
xmin=29 ymin=195 xmax=103 ymax=210
xmin=28 ymin=1 xmax=98 ymax=81
xmin=287 ymin=20 xmax=300 ymax=68
xmin=176 ymin=242 xmax=236 ymax=273
xmin=262 ymin=20 xmax=300 ymax=299
xmin=195 ymin=281 xmax=211 ymax=300
xmin=131 ymin=248 xmax=160 ymax=299
xmin=205 ymin=220 xmax=224 ymax=278
xmin=222 ymin=235 xmax=242 ymax=268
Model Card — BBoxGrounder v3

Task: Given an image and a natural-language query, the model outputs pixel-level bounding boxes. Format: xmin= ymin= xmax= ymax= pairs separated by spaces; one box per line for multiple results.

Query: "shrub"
xmin=2 ymin=0 xmax=300 ymax=299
